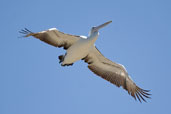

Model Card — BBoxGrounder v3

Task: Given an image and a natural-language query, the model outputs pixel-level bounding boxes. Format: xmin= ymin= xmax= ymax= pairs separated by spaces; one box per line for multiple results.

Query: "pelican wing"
xmin=83 ymin=46 xmax=150 ymax=102
xmin=19 ymin=28 xmax=83 ymax=49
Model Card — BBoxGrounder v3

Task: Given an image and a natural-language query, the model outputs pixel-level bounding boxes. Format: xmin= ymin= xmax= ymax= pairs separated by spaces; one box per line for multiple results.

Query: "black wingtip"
xmin=135 ymin=88 xmax=151 ymax=103
xmin=19 ymin=28 xmax=33 ymax=34
xmin=18 ymin=28 xmax=34 ymax=38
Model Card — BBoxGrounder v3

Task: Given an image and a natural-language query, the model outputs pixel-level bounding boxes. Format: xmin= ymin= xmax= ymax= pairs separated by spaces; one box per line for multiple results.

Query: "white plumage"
xmin=20 ymin=21 xmax=150 ymax=102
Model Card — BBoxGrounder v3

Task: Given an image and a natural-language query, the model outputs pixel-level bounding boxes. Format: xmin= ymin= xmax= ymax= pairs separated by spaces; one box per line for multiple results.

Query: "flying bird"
xmin=20 ymin=21 xmax=150 ymax=102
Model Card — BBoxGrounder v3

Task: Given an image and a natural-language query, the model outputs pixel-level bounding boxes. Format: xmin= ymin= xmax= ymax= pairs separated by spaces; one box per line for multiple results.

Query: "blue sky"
xmin=1 ymin=0 xmax=171 ymax=114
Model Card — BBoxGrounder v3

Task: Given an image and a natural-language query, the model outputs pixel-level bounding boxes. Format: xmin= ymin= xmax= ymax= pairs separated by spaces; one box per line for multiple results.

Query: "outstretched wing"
xmin=83 ymin=46 xmax=151 ymax=102
xmin=19 ymin=28 xmax=85 ymax=49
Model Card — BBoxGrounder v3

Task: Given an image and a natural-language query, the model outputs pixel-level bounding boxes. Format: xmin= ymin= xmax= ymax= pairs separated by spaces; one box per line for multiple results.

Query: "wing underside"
xmin=19 ymin=28 xmax=82 ymax=49
xmin=83 ymin=46 xmax=151 ymax=102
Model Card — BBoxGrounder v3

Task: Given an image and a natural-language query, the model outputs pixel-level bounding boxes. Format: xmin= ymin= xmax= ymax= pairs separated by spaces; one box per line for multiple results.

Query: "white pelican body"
xmin=63 ymin=31 xmax=98 ymax=65
xmin=20 ymin=21 xmax=150 ymax=102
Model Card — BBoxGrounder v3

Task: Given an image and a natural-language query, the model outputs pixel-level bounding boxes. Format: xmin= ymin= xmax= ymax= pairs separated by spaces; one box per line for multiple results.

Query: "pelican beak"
xmin=95 ymin=21 xmax=112 ymax=31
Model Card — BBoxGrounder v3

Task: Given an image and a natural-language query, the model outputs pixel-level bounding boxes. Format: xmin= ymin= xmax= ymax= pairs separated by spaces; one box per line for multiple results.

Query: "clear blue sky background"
xmin=1 ymin=0 xmax=171 ymax=114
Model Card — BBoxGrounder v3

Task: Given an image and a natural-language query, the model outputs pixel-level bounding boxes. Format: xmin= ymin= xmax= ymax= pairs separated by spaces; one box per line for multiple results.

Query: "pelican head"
xmin=89 ymin=21 xmax=112 ymax=36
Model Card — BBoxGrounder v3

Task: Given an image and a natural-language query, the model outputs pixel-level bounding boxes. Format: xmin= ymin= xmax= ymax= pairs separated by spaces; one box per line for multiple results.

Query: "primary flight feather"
xmin=20 ymin=21 xmax=151 ymax=102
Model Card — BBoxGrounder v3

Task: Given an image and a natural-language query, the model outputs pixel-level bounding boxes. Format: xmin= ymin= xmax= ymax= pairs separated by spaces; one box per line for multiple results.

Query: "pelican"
xmin=20 ymin=21 xmax=150 ymax=102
